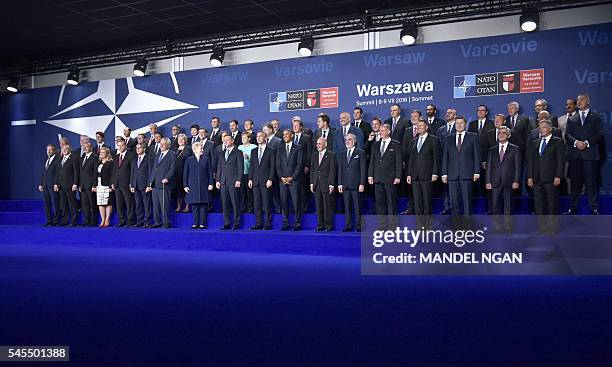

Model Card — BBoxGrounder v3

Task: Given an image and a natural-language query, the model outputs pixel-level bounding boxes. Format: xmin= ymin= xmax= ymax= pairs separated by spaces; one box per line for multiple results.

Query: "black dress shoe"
xmin=342 ymin=227 xmax=352 ymax=232
xmin=293 ymin=224 xmax=302 ymax=231
xmin=163 ymin=224 xmax=171 ymax=229
xmin=325 ymin=227 xmax=333 ymax=232
xmin=191 ymin=225 xmax=199 ymax=229
xmin=220 ymin=225 xmax=231 ymax=230
xmin=58 ymin=223 xmax=67 ymax=226
xmin=115 ymin=223 xmax=126 ymax=228
xmin=563 ymin=209 xmax=576 ymax=215
xmin=315 ymin=227 xmax=324 ymax=232
xmin=231 ymin=224 xmax=240 ymax=230
xmin=143 ymin=224 xmax=150 ymax=228
xmin=67 ymin=224 xmax=77 ymax=227
xmin=250 ymin=225 xmax=263 ymax=230
xmin=280 ymin=225 xmax=290 ymax=231
xmin=440 ymin=209 xmax=450 ymax=215
xmin=134 ymin=223 xmax=143 ymax=228
xmin=263 ymin=225 xmax=272 ymax=230
xmin=592 ymin=209 xmax=600 ymax=215
xmin=150 ymin=224 xmax=162 ymax=228
xmin=199 ymin=225 xmax=207 ymax=229
xmin=400 ymin=209 xmax=413 ymax=215
xmin=43 ymin=223 xmax=51 ymax=227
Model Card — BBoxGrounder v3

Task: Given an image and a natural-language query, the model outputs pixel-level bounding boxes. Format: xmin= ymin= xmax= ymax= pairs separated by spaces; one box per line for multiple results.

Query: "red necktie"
xmin=457 ymin=133 xmax=463 ymax=152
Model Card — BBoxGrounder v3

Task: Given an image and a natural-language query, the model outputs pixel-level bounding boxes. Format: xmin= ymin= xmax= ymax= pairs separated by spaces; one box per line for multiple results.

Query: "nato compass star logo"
xmin=453 ymin=74 xmax=476 ymax=98
xmin=45 ymin=75 xmax=198 ymax=139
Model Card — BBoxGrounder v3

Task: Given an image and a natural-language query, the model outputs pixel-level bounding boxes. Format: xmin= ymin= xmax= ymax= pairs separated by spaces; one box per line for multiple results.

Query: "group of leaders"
xmin=39 ymin=92 xmax=604 ymax=232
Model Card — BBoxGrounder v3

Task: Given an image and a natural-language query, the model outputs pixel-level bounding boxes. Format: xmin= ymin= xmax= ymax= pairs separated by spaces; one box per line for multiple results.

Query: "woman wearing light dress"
xmin=94 ymin=147 xmax=114 ymax=227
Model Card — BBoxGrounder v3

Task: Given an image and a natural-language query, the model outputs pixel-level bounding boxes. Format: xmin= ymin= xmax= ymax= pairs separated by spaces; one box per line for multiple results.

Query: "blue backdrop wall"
xmin=2 ymin=22 xmax=611 ymax=199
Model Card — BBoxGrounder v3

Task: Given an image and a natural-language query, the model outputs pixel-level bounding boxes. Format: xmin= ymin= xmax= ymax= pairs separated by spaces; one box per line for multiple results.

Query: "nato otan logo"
xmin=454 ymin=69 xmax=544 ymax=98
xmin=44 ymin=75 xmax=198 ymax=139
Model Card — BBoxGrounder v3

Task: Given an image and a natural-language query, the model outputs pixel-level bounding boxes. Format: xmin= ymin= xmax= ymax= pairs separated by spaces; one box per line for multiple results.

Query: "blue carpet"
xmin=0 ymin=244 xmax=611 ymax=366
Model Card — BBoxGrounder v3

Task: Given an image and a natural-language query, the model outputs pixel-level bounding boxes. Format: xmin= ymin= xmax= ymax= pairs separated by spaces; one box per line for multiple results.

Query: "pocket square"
xmin=389 ymin=149 xmax=394 ymax=152
xmin=354 ymin=155 xmax=359 ymax=158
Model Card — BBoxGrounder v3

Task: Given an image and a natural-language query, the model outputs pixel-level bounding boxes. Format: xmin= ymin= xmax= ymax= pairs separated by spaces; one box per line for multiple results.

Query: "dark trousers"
xmin=115 ymin=186 xmax=135 ymax=225
xmin=272 ymin=184 xmax=282 ymax=213
xmin=134 ymin=189 xmax=152 ymax=225
xmin=253 ymin=185 xmax=272 ymax=226
xmin=191 ymin=203 xmax=209 ymax=226
xmin=43 ymin=187 xmax=60 ymax=225
xmin=221 ymin=184 xmax=241 ymax=227
xmin=152 ymin=187 xmax=171 ymax=226
xmin=240 ymin=174 xmax=253 ymax=213
xmin=314 ymin=188 xmax=334 ymax=229
xmin=342 ymin=189 xmax=362 ymax=229
xmin=402 ymin=181 xmax=414 ymax=213
xmin=80 ymin=188 xmax=97 ymax=225
xmin=491 ymin=186 xmax=513 ymax=215
xmin=412 ymin=180 xmax=433 ymax=215
xmin=374 ymin=183 xmax=398 ymax=228
xmin=59 ymin=189 xmax=78 ymax=225
xmin=280 ymin=182 xmax=302 ymax=225
xmin=448 ymin=180 xmax=473 ymax=216
xmin=533 ymin=182 xmax=559 ymax=232
xmin=301 ymin=172 xmax=311 ymax=213
xmin=569 ymin=160 xmax=599 ymax=212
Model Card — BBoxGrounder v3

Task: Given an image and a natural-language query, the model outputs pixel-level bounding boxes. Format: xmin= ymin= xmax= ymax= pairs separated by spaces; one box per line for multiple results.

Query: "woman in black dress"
xmin=174 ymin=134 xmax=192 ymax=213
xmin=93 ymin=147 xmax=114 ymax=227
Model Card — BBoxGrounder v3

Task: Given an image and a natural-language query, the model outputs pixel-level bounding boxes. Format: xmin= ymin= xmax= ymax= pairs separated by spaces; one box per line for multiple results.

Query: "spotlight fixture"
xmin=6 ymin=76 xmax=19 ymax=93
xmin=210 ymin=47 xmax=225 ymax=67
xmin=298 ymin=35 xmax=314 ymax=57
xmin=520 ymin=8 xmax=539 ymax=32
xmin=67 ymin=67 xmax=80 ymax=85
xmin=400 ymin=22 xmax=418 ymax=45
xmin=133 ymin=58 xmax=148 ymax=77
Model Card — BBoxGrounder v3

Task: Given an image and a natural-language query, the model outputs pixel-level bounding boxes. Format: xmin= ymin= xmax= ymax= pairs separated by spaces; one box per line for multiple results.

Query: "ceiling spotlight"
xmin=133 ymin=58 xmax=148 ymax=77
xmin=520 ymin=8 xmax=539 ymax=32
xmin=67 ymin=67 xmax=80 ymax=86
xmin=6 ymin=76 xmax=19 ymax=93
xmin=400 ymin=22 xmax=418 ymax=45
xmin=210 ymin=47 xmax=225 ymax=67
xmin=298 ymin=35 xmax=314 ymax=57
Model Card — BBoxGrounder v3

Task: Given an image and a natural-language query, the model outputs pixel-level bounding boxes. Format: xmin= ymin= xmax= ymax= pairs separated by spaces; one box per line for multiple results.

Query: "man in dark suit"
xmin=130 ymin=143 xmax=153 ymax=227
xmin=248 ymin=132 xmax=275 ymax=230
xmin=39 ymin=144 xmax=61 ymax=226
xmin=123 ymin=127 xmax=137 ymax=151
xmin=406 ymin=120 xmax=440 ymax=228
xmin=264 ymin=123 xmax=283 ymax=213
xmin=272 ymin=119 xmax=283 ymax=139
xmin=312 ymin=113 xmax=335 ymax=152
xmin=310 ymin=137 xmax=337 ymax=231
xmin=209 ymin=117 xmax=222 ymax=146
xmin=364 ymin=117 xmax=383 ymax=162
xmin=565 ymin=93 xmax=603 ymax=215
xmin=292 ymin=117 xmax=313 ymax=213
xmin=146 ymin=124 xmax=158 ymax=150
xmin=244 ymin=119 xmax=258 ymax=145
xmin=188 ymin=124 xmax=200 ymax=146
xmin=384 ymin=103 xmax=409 ymax=144
xmin=436 ymin=109 xmax=457 ymax=215
xmin=485 ymin=126 xmax=521 ymax=229
xmin=169 ymin=125 xmax=181 ymax=151
xmin=333 ymin=112 xmax=364 ymax=153
xmin=353 ymin=107 xmax=372 ymax=145
xmin=113 ymin=138 xmax=135 ymax=227
xmin=527 ymin=112 xmax=563 ymax=143
xmin=146 ymin=138 xmax=176 ymax=228
xmin=505 ymin=101 xmax=530 ymax=148
xmin=73 ymin=135 xmax=90 ymax=159
xmin=468 ymin=105 xmax=494 ymax=136
xmin=528 ymin=98 xmax=558 ymax=131
xmin=229 ymin=120 xmax=242 ymax=147
xmin=216 ymin=134 xmax=244 ymax=229
xmin=79 ymin=142 xmax=98 ymax=226
xmin=368 ymin=124 xmax=402 ymax=228
xmin=441 ymin=117 xmax=481 ymax=218
xmin=400 ymin=110 xmax=422 ymax=215
xmin=94 ymin=131 xmax=109 ymax=155
xmin=276 ymin=129 xmax=304 ymax=231
xmin=425 ymin=104 xmax=446 ymax=137
xmin=338 ymin=133 xmax=367 ymax=232
xmin=147 ymin=132 xmax=163 ymax=157
xmin=481 ymin=114 xmax=510 ymax=214
xmin=197 ymin=128 xmax=216 ymax=165
xmin=54 ymin=144 xmax=80 ymax=226
xmin=528 ymin=120 xmax=565 ymax=233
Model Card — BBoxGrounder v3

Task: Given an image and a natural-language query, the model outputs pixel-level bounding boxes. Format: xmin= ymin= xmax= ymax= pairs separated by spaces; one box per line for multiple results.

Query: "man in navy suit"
xmin=338 ymin=134 xmax=367 ymax=232
xmin=565 ymin=93 xmax=604 ymax=215
xmin=528 ymin=120 xmax=565 ymax=233
xmin=424 ymin=104 xmax=445 ymax=137
xmin=384 ymin=103 xmax=409 ymax=144
xmin=485 ymin=126 xmax=521 ymax=229
xmin=332 ymin=112 xmax=364 ymax=153
xmin=79 ymin=142 xmax=98 ymax=226
xmin=352 ymin=107 xmax=372 ymax=145
xmin=406 ymin=120 xmax=440 ymax=228
xmin=39 ymin=144 xmax=61 ymax=226
xmin=216 ymin=134 xmax=244 ymax=229
xmin=130 ymin=143 xmax=153 ymax=227
xmin=113 ymin=138 xmax=135 ymax=227
xmin=249 ymin=132 xmax=276 ymax=230
xmin=528 ymin=98 xmax=558 ymax=131
xmin=441 ymin=117 xmax=481 ymax=218
xmin=436 ymin=108 xmax=457 ymax=214
xmin=55 ymin=144 xmax=80 ymax=226
xmin=146 ymin=138 xmax=175 ymax=228
xmin=468 ymin=105 xmax=494 ymax=136
xmin=276 ymin=129 xmax=303 ymax=231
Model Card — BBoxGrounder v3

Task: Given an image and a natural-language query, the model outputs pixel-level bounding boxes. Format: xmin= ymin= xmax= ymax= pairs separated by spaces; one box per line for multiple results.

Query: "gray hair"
xmin=535 ymin=98 xmax=548 ymax=108
xmin=508 ymin=101 xmax=520 ymax=110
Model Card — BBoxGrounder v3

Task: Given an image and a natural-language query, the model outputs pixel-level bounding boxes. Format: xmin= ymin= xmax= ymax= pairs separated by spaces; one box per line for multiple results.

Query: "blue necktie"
xmin=417 ymin=136 xmax=423 ymax=153
xmin=158 ymin=153 xmax=163 ymax=164
xmin=539 ymin=138 xmax=546 ymax=156
xmin=580 ymin=111 xmax=586 ymax=126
